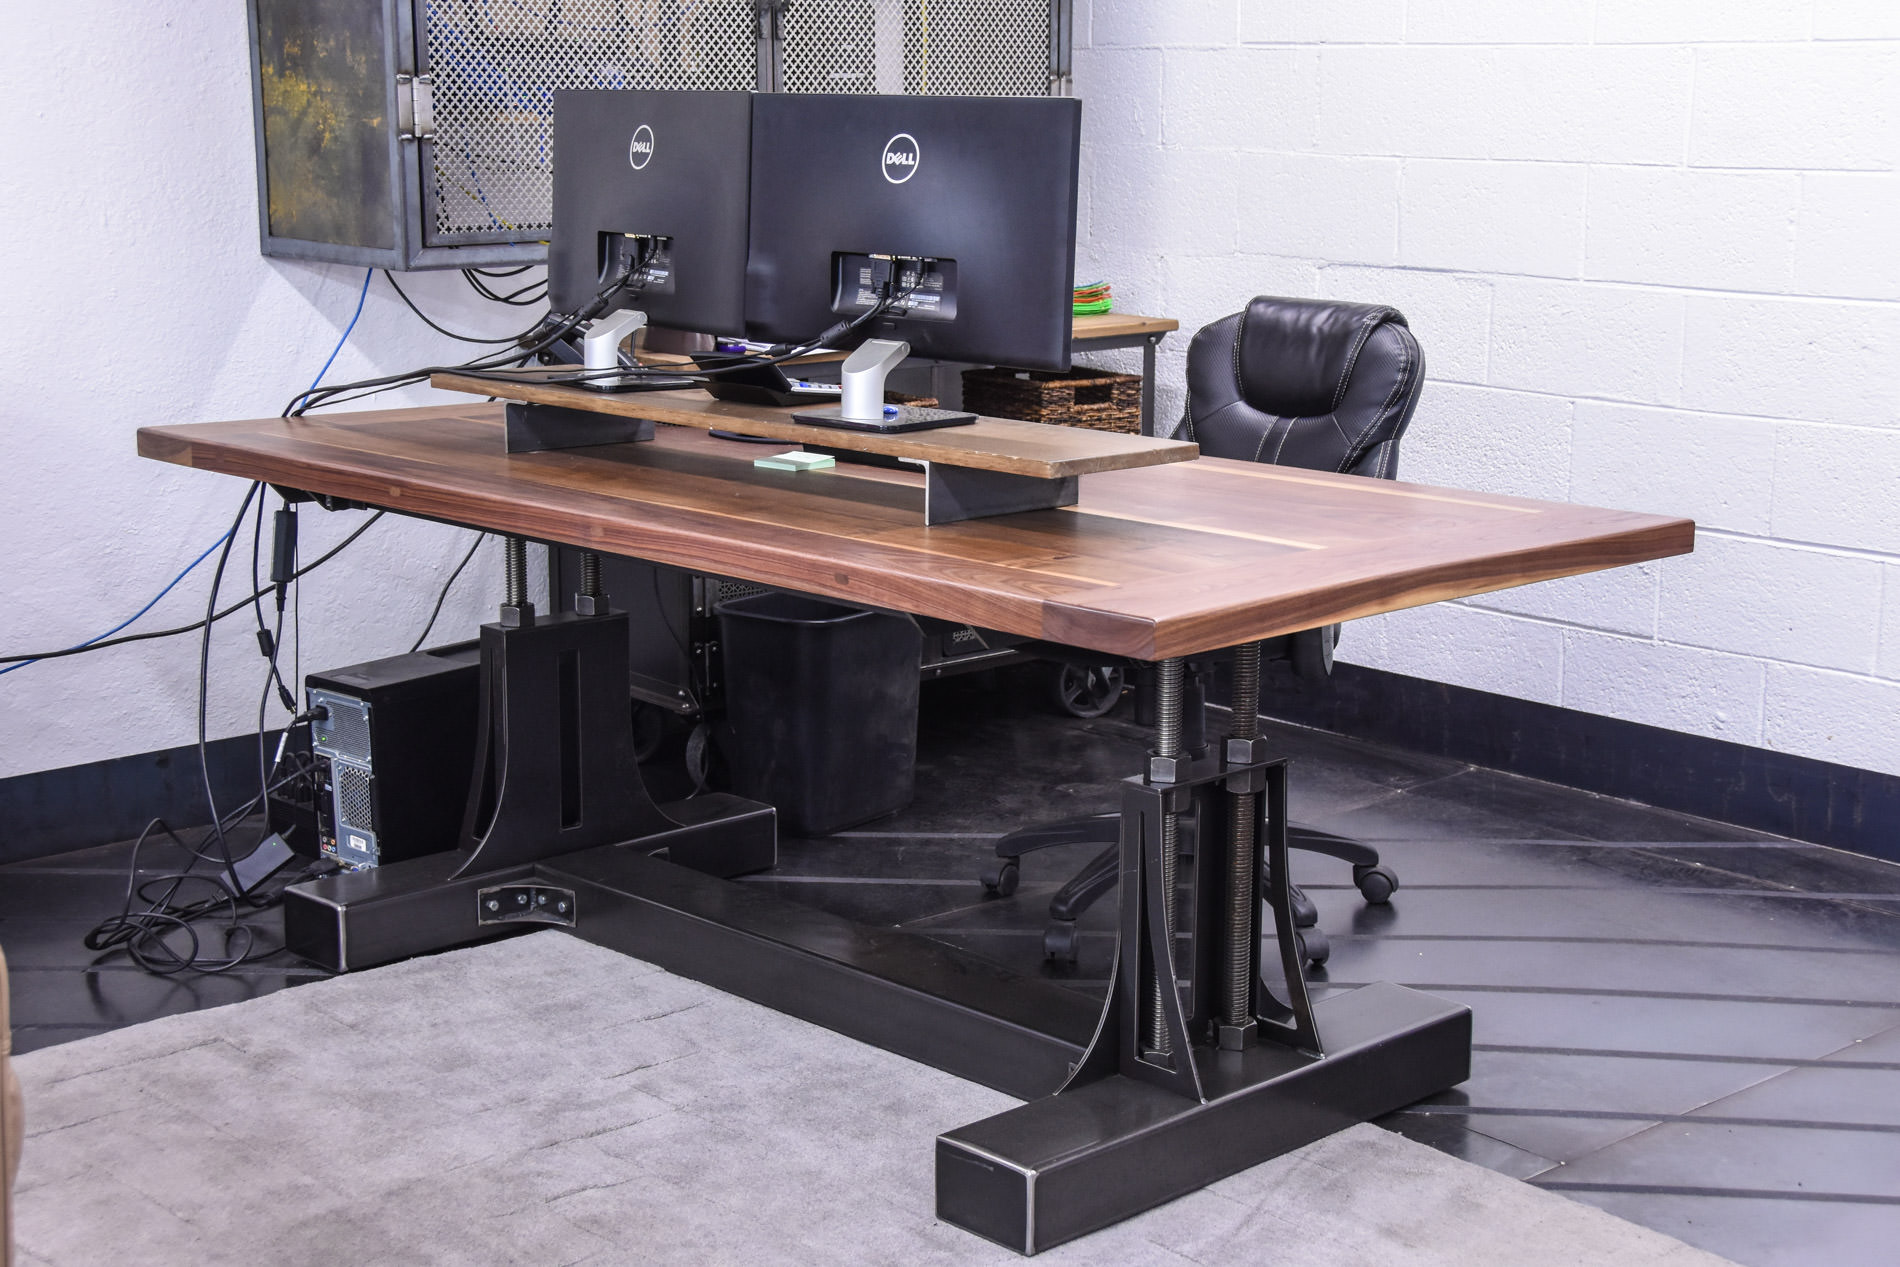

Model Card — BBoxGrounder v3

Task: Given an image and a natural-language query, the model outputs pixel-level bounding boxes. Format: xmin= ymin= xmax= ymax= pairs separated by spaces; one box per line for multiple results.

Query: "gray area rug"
xmin=13 ymin=932 xmax=1733 ymax=1265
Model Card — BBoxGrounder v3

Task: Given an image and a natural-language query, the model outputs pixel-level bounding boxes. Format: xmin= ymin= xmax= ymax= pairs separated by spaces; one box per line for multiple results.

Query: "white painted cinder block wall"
xmin=1073 ymin=1 xmax=1900 ymax=778
xmin=0 ymin=7 xmax=547 ymax=781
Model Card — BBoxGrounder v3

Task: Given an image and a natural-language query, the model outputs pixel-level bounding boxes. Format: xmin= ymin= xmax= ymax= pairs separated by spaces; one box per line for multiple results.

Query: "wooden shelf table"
xmin=429 ymin=368 xmax=1198 ymax=525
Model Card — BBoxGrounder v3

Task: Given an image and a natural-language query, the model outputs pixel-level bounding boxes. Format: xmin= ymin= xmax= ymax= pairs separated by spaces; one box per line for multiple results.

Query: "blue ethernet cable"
xmin=1 ymin=268 xmax=375 ymax=676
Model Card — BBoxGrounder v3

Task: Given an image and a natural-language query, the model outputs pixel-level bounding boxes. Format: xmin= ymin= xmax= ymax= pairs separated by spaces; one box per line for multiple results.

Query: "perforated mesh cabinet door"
xmin=420 ymin=1 xmax=761 ymax=245
xmin=781 ymin=0 xmax=1058 ymax=96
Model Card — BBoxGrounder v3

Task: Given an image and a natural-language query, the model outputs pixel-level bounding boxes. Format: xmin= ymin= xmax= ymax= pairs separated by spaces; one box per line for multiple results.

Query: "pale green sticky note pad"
xmin=754 ymin=451 xmax=835 ymax=472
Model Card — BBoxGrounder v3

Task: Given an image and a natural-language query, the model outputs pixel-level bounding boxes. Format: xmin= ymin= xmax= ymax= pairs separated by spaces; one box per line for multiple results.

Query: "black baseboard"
xmin=0 ymin=734 xmax=277 ymax=867
xmin=1255 ymin=663 xmax=1900 ymax=865
xmin=7 ymin=669 xmax=1895 ymax=868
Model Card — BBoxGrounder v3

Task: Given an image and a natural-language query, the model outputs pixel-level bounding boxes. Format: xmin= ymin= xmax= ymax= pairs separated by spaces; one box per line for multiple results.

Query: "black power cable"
xmin=197 ymin=484 xmax=263 ymax=871
xmin=384 ymin=270 xmax=537 ymax=345
xmin=63 ymin=262 xmax=585 ymax=976
xmin=82 ymin=753 xmax=332 ymax=974
xmin=464 ymin=268 xmax=549 ymax=306
xmin=411 ymin=533 xmax=487 ymax=652
xmin=449 ymin=277 xmax=923 ymax=392
xmin=286 ymin=253 xmax=659 ymax=417
xmin=0 ymin=511 xmax=386 ymax=665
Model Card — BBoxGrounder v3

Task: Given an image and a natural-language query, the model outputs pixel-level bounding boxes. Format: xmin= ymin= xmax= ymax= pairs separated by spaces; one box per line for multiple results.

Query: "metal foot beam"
xmin=541 ymin=846 xmax=1103 ymax=1098
xmin=937 ymin=983 xmax=1471 ymax=1255
xmin=281 ymin=792 xmax=776 ymax=972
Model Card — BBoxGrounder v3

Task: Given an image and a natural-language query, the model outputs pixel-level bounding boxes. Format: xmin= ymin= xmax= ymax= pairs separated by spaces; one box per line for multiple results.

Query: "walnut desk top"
xmin=138 ymin=403 xmax=1693 ymax=660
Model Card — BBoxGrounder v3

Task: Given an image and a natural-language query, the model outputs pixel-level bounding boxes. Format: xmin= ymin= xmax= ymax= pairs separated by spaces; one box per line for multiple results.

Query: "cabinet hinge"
xmin=396 ymin=72 xmax=436 ymax=142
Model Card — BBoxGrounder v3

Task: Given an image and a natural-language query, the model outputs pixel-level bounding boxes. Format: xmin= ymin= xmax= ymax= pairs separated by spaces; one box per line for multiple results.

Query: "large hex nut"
xmin=1215 ymin=1019 xmax=1258 ymax=1051
xmin=1226 ymin=736 xmax=1273 ymax=767
xmin=1147 ymin=754 xmax=1185 ymax=784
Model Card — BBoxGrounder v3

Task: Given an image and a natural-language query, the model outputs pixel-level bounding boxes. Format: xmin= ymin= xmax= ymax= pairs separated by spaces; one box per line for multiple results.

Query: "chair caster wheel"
xmin=1043 ymin=923 xmax=1079 ymax=962
xmin=1295 ymin=927 xmax=1330 ymax=967
xmin=1353 ymin=864 xmax=1398 ymax=905
xmin=1290 ymin=884 xmax=1319 ymax=928
xmin=980 ymin=860 xmax=1020 ymax=898
xmin=1049 ymin=663 xmax=1126 ymax=719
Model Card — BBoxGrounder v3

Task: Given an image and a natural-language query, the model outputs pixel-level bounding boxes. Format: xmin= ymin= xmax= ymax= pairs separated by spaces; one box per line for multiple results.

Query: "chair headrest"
xmin=1236 ymin=296 xmax=1409 ymax=418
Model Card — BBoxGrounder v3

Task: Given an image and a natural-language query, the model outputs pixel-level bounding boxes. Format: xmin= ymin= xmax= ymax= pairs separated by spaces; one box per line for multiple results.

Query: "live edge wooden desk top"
xmin=137 ymin=403 xmax=1693 ymax=661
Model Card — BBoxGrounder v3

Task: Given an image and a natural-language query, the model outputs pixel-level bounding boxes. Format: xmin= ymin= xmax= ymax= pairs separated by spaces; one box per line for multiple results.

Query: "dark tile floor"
xmin=4 ymin=663 xmax=1898 ymax=1266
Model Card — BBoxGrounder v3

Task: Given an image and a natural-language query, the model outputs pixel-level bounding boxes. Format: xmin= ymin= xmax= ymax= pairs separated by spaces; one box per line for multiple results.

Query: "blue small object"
xmin=883 ymin=405 xmax=899 ymax=418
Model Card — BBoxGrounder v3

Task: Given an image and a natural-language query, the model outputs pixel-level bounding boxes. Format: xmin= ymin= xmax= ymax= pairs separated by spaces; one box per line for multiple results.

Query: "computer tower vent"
xmin=313 ymin=694 xmax=373 ymax=763
xmin=782 ymin=0 xmax=1055 ymax=97
xmin=422 ymin=1 xmax=760 ymax=242
xmin=334 ymin=763 xmax=376 ymax=832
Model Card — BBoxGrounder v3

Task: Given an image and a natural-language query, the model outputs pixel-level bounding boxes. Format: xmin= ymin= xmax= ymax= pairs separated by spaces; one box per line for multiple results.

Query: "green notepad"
xmin=754 ymin=451 xmax=836 ymax=472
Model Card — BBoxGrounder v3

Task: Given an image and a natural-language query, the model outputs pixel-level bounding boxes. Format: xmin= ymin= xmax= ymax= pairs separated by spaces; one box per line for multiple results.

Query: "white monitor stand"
xmin=579 ymin=308 xmax=649 ymax=390
xmin=791 ymin=337 xmax=976 ymax=434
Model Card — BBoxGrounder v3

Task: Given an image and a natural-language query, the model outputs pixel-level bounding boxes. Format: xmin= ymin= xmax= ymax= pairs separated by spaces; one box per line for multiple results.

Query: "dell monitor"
xmin=549 ymin=89 xmax=753 ymax=387
xmin=745 ymin=93 xmax=1083 ymax=431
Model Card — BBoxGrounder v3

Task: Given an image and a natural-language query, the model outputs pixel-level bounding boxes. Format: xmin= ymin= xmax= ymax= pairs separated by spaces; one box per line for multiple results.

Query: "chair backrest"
xmin=1177 ymin=296 xmax=1425 ymax=480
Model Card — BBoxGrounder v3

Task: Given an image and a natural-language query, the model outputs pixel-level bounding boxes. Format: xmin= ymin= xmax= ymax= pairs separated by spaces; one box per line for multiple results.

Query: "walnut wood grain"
xmin=430 ymin=371 xmax=1197 ymax=479
xmin=137 ymin=404 xmax=1694 ymax=660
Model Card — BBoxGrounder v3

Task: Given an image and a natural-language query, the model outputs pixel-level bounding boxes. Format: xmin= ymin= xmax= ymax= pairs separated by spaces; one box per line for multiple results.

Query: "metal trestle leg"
xmin=936 ymin=642 xmax=1473 ymax=1255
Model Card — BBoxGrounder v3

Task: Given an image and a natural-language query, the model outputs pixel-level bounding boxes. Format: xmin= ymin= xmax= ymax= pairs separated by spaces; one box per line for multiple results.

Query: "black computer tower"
xmin=304 ymin=643 xmax=482 ymax=868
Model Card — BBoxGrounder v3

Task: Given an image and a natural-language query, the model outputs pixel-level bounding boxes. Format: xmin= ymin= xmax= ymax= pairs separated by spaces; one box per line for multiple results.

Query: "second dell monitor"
xmin=549 ymin=90 xmax=1082 ymax=375
xmin=745 ymin=93 xmax=1083 ymax=374
xmin=549 ymin=89 xmax=754 ymax=336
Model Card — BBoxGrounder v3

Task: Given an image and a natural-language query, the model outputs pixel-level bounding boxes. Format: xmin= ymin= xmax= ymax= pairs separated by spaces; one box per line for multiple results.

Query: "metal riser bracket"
xmin=505 ymin=402 xmax=654 ymax=454
xmin=926 ymin=465 xmax=1078 ymax=524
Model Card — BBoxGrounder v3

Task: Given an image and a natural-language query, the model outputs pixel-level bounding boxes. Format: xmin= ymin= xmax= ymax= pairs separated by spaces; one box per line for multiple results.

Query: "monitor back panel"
xmin=549 ymin=90 xmax=754 ymax=334
xmin=746 ymin=94 xmax=1081 ymax=371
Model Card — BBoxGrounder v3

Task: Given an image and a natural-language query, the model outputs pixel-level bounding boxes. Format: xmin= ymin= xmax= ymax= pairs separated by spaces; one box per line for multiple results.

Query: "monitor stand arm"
xmin=838 ymin=338 xmax=910 ymax=422
xmin=582 ymin=308 xmax=649 ymax=384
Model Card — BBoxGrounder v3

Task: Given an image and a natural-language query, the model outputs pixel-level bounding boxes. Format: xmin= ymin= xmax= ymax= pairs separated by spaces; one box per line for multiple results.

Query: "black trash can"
xmin=715 ymin=592 xmax=924 ymax=836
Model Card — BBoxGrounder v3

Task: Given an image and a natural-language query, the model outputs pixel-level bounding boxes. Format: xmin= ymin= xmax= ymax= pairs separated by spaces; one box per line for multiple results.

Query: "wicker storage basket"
xmin=960 ymin=367 xmax=1142 ymax=433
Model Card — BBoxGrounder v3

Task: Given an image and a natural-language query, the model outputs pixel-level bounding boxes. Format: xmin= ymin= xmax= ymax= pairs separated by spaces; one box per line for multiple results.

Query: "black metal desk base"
xmin=285 ymin=838 xmax=1102 ymax=1098
xmin=284 ymin=809 xmax=1469 ymax=1254
xmin=280 ymin=605 xmax=1469 ymax=1257
xmin=937 ymin=983 xmax=1471 ymax=1255
xmin=282 ymin=792 xmax=777 ymax=972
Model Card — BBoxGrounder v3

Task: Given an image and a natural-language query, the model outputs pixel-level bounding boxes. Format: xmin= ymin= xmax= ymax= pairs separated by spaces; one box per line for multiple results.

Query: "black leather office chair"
xmin=982 ymin=296 xmax=1428 ymax=965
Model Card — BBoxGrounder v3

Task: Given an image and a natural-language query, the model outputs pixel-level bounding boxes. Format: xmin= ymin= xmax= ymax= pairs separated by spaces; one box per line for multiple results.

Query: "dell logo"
xmin=881 ymin=133 xmax=919 ymax=184
xmin=628 ymin=124 xmax=655 ymax=170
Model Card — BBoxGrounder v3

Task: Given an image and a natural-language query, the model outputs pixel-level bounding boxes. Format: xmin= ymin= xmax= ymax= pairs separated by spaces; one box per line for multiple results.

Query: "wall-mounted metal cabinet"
xmin=249 ymin=0 xmax=1070 ymax=271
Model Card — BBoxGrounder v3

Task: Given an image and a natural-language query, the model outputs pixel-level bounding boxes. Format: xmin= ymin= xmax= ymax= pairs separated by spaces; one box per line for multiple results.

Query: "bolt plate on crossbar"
xmin=478 ymin=884 xmax=576 ymax=927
